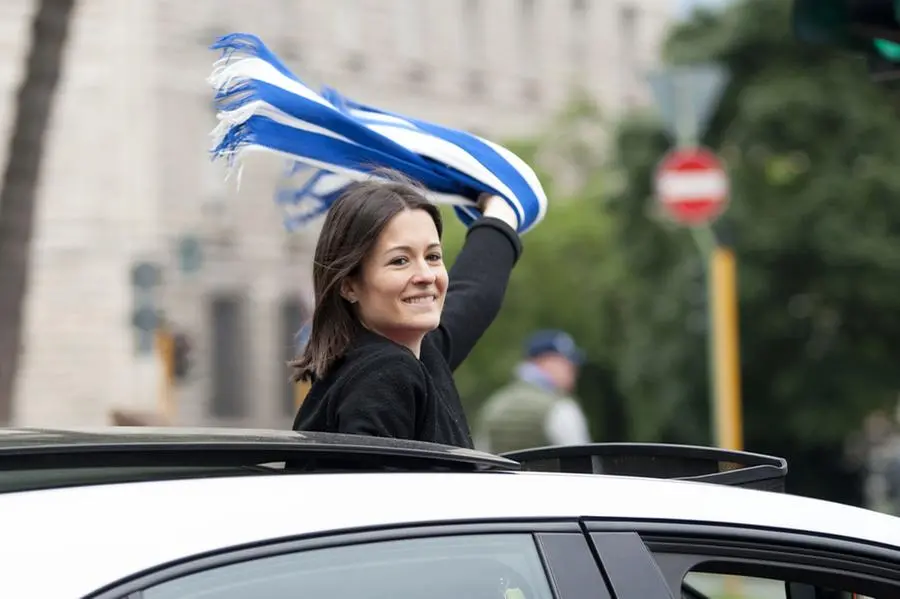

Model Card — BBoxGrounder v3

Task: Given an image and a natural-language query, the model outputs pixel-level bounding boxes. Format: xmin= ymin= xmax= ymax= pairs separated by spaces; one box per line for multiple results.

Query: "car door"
xmin=584 ymin=519 xmax=900 ymax=599
xmin=87 ymin=521 xmax=616 ymax=599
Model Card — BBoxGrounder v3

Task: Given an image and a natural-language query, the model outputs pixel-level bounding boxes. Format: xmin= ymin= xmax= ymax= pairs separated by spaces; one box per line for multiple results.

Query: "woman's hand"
xmin=477 ymin=193 xmax=519 ymax=231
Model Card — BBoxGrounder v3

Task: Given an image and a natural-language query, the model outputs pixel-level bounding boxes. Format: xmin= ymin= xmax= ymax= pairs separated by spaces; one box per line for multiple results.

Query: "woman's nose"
xmin=411 ymin=260 xmax=437 ymax=284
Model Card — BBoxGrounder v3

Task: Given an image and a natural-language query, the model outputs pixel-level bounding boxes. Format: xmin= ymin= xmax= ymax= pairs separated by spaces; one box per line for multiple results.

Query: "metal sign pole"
xmin=647 ymin=65 xmax=742 ymax=451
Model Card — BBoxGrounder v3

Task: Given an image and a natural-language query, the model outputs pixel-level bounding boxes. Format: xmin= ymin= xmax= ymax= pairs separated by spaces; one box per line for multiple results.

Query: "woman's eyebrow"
xmin=384 ymin=242 xmax=441 ymax=255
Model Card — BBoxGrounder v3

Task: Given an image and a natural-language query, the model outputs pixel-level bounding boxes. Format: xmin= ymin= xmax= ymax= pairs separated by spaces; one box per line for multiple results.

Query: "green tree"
xmin=606 ymin=0 xmax=900 ymax=501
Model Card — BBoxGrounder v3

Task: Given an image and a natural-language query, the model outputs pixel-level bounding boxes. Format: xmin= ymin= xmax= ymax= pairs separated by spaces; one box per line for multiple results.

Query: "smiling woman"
xmin=345 ymin=209 xmax=449 ymax=358
xmin=290 ymin=170 xmax=522 ymax=448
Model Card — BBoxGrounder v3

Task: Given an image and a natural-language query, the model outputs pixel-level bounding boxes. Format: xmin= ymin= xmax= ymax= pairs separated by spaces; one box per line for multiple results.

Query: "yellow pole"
xmin=156 ymin=329 xmax=175 ymax=424
xmin=710 ymin=245 xmax=743 ymax=450
xmin=294 ymin=379 xmax=311 ymax=410
xmin=710 ymin=243 xmax=743 ymax=599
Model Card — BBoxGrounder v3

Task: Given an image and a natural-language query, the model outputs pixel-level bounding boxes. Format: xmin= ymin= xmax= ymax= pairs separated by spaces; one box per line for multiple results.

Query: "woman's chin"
xmin=412 ymin=315 xmax=442 ymax=333
xmin=399 ymin=313 xmax=442 ymax=334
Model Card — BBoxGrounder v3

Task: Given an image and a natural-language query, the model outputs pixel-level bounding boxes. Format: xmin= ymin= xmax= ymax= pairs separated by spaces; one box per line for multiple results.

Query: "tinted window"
xmin=143 ymin=534 xmax=555 ymax=599
xmin=684 ymin=572 xmax=785 ymax=598
xmin=662 ymin=552 xmax=895 ymax=599
xmin=684 ymin=570 xmax=880 ymax=599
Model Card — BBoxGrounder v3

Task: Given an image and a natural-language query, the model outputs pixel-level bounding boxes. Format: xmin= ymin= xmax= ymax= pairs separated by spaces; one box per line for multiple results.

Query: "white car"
xmin=1 ymin=426 xmax=899 ymax=599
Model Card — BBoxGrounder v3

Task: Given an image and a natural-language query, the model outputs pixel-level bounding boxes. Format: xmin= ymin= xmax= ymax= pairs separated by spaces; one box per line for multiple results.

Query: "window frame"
xmin=588 ymin=531 xmax=676 ymax=599
xmin=86 ymin=520 xmax=611 ymax=599
xmin=585 ymin=520 xmax=900 ymax=598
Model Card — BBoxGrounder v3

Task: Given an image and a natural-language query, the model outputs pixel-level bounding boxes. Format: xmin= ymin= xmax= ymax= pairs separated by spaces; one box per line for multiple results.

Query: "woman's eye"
xmin=427 ymin=253 xmax=443 ymax=262
xmin=390 ymin=256 xmax=409 ymax=266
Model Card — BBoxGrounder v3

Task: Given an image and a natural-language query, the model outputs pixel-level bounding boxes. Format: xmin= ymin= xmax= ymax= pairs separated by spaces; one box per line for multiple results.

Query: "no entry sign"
xmin=655 ymin=147 xmax=729 ymax=226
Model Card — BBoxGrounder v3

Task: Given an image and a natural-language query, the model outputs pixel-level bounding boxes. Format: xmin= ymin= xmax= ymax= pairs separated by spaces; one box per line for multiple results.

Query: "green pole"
xmin=674 ymin=76 xmax=720 ymax=447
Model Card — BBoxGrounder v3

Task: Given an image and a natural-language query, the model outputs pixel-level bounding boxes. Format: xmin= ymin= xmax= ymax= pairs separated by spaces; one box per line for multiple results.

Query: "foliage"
xmin=603 ymin=0 xmax=900 ymax=500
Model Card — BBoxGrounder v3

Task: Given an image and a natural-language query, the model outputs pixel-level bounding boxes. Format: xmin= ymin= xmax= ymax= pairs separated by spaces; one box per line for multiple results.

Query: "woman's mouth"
xmin=402 ymin=294 xmax=436 ymax=305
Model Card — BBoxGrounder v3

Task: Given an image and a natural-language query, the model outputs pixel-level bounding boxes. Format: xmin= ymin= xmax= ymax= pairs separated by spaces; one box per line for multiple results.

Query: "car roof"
xmin=0 ymin=426 xmax=518 ymax=495
xmin=2 ymin=470 xmax=900 ymax=598
xmin=0 ymin=426 xmax=514 ymax=469
xmin=0 ymin=426 xmax=484 ymax=448
xmin=0 ymin=426 xmax=894 ymax=597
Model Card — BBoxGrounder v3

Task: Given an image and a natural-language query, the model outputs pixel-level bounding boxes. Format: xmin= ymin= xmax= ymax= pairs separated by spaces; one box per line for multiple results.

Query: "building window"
xmin=276 ymin=0 xmax=302 ymax=60
xmin=570 ymin=0 xmax=589 ymax=72
xmin=519 ymin=0 xmax=536 ymax=60
xmin=397 ymin=0 xmax=429 ymax=86
xmin=522 ymin=78 xmax=541 ymax=104
xmin=345 ymin=53 xmax=366 ymax=73
xmin=464 ymin=0 xmax=486 ymax=97
xmin=279 ymin=298 xmax=308 ymax=417
xmin=518 ymin=0 xmax=537 ymax=82
xmin=336 ymin=0 xmax=366 ymax=73
xmin=618 ymin=3 xmax=640 ymax=106
xmin=467 ymin=70 xmax=486 ymax=97
xmin=209 ymin=294 xmax=247 ymax=418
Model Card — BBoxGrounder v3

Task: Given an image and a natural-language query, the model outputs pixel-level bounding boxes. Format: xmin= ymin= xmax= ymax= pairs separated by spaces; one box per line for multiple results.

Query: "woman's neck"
xmin=360 ymin=325 xmax=424 ymax=358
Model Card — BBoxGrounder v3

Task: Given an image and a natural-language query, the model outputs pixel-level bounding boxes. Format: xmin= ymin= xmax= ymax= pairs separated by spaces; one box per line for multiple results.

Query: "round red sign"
xmin=654 ymin=147 xmax=729 ymax=226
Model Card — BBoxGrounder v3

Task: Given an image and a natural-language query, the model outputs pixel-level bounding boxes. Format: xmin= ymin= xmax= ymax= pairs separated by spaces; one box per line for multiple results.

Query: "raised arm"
xmin=430 ymin=196 xmax=523 ymax=371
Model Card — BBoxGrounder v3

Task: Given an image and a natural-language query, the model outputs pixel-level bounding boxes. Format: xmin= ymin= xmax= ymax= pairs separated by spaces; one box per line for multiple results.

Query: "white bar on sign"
xmin=657 ymin=171 xmax=728 ymax=199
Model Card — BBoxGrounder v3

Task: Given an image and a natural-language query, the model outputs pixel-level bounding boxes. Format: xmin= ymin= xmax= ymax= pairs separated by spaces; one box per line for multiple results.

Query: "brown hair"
xmin=290 ymin=170 xmax=443 ymax=382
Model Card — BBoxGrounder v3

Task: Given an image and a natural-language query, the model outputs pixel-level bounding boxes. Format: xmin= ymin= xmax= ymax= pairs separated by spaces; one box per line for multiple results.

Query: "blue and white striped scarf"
xmin=207 ymin=33 xmax=548 ymax=234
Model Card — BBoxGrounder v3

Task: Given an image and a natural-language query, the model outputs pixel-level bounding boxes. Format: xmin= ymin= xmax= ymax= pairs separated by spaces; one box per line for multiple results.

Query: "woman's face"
xmin=344 ymin=209 xmax=448 ymax=351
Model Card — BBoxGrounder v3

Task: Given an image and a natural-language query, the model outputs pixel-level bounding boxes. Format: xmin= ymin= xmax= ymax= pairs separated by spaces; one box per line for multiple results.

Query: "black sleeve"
xmin=331 ymin=351 xmax=425 ymax=439
xmin=430 ymin=216 xmax=523 ymax=371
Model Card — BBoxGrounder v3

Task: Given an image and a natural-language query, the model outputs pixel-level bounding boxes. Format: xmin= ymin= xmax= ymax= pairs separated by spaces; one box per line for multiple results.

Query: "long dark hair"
xmin=290 ymin=170 xmax=443 ymax=382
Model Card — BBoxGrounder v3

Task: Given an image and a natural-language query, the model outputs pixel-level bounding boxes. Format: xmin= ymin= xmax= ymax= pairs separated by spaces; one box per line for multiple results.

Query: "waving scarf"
xmin=207 ymin=33 xmax=548 ymax=234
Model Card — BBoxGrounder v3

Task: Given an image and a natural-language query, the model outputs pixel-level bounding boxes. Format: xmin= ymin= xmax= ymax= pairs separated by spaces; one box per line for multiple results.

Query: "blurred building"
xmin=1 ymin=0 xmax=675 ymax=428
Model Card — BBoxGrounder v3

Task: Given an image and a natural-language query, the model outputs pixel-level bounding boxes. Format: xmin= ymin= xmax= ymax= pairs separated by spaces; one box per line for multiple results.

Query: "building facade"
xmin=3 ymin=0 xmax=676 ymax=428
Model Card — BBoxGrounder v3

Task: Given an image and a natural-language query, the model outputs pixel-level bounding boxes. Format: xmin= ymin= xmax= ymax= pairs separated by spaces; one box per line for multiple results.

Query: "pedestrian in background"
xmin=475 ymin=329 xmax=591 ymax=454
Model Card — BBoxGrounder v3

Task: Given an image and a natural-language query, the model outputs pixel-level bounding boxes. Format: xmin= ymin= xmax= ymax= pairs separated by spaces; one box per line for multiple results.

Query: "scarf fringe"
xmin=207 ymin=33 xmax=323 ymax=175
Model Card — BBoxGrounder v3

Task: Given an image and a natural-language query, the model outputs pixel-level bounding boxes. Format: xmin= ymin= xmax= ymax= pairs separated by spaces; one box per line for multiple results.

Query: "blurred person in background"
xmin=475 ymin=330 xmax=591 ymax=454
xmin=845 ymin=404 xmax=900 ymax=514
xmin=859 ymin=406 xmax=900 ymax=515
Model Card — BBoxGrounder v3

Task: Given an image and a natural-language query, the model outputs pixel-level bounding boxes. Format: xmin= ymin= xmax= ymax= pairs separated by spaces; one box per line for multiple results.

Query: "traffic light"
xmin=792 ymin=0 xmax=900 ymax=81
xmin=172 ymin=333 xmax=193 ymax=381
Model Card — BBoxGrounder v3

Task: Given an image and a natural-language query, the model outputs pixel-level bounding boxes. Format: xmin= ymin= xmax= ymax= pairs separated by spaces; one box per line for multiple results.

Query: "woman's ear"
xmin=340 ymin=279 xmax=358 ymax=304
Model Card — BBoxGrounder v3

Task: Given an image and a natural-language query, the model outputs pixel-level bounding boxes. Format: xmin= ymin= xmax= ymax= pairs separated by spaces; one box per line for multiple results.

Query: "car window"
xmin=142 ymin=533 xmax=556 ymax=599
xmin=684 ymin=571 xmax=784 ymax=598
xmin=622 ymin=526 xmax=900 ymax=599
xmin=684 ymin=571 xmax=879 ymax=599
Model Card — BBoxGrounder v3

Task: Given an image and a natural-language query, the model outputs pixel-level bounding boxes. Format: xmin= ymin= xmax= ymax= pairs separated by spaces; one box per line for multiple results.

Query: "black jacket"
xmin=292 ymin=216 xmax=522 ymax=448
